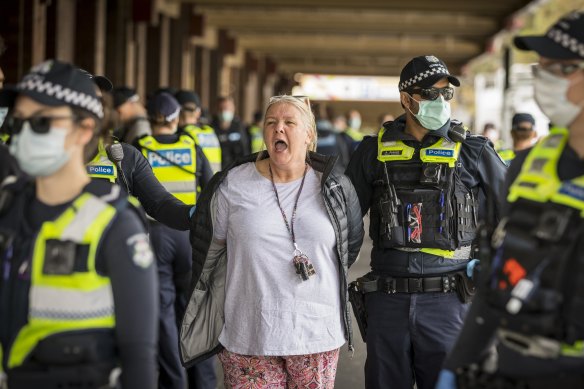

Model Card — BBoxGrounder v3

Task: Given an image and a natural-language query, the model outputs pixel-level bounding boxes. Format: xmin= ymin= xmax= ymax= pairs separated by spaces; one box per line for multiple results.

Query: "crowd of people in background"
xmin=0 ymin=8 xmax=583 ymax=389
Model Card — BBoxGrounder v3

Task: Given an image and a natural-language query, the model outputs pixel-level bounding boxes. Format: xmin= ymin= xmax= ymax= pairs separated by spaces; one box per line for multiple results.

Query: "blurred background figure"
xmin=211 ymin=96 xmax=249 ymax=169
xmin=498 ymin=113 xmax=538 ymax=165
xmin=112 ymin=86 xmax=151 ymax=144
xmin=247 ymin=110 xmax=264 ymax=153
xmin=345 ymin=109 xmax=365 ymax=152
xmin=314 ymin=104 xmax=350 ymax=174
xmin=176 ymin=89 xmax=222 ymax=174
xmin=481 ymin=122 xmax=503 ymax=150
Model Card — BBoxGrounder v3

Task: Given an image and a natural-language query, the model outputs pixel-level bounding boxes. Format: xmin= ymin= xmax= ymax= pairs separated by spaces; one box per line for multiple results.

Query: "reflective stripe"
xmin=397 ymin=245 xmax=471 ymax=260
xmin=377 ymin=127 xmax=461 ymax=167
xmin=61 ymin=196 xmax=108 ymax=242
xmin=30 ymin=285 xmax=114 ymax=320
xmin=162 ymin=180 xmax=197 ymax=193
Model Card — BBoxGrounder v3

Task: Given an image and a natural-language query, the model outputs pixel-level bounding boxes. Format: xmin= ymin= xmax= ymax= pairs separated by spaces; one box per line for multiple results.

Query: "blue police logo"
xmin=148 ymin=149 xmax=193 ymax=168
xmin=559 ymin=182 xmax=584 ymax=201
xmin=426 ymin=149 xmax=454 ymax=157
xmin=87 ymin=165 xmax=114 ymax=176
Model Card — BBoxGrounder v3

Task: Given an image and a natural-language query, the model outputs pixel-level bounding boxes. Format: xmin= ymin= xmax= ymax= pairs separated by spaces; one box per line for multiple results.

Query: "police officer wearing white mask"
xmin=437 ymin=10 xmax=584 ymax=389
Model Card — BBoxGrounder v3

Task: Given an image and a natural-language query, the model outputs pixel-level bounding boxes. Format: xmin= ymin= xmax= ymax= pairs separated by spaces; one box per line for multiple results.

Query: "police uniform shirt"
xmin=115 ymin=142 xmax=192 ymax=230
xmin=345 ymin=115 xmax=508 ymax=276
xmin=0 ymin=179 xmax=158 ymax=388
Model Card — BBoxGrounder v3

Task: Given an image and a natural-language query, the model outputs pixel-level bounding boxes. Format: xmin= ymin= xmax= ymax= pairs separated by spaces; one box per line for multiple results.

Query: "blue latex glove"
xmin=435 ymin=369 xmax=457 ymax=389
xmin=466 ymin=258 xmax=480 ymax=279
xmin=189 ymin=205 xmax=197 ymax=219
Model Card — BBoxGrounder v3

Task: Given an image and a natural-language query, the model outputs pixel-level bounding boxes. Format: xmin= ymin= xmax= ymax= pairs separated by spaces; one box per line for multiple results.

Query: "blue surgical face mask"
xmin=408 ymin=94 xmax=451 ymax=130
xmin=9 ymin=121 xmax=70 ymax=177
xmin=220 ymin=110 xmax=234 ymax=122
xmin=348 ymin=118 xmax=361 ymax=130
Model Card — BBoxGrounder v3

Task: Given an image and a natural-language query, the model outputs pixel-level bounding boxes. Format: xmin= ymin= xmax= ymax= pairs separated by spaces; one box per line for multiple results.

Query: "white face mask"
xmin=534 ymin=68 xmax=584 ymax=128
xmin=9 ymin=122 xmax=70 ymax=177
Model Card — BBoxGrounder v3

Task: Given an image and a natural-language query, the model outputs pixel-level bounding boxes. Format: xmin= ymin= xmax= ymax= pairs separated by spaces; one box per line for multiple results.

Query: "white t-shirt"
xmin=214 ymin=162 xmax=345 ymax=356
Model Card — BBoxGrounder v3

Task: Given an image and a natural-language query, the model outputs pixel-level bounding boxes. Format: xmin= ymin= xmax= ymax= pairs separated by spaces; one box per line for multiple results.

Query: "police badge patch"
xmin=126 ymin=233 xmax=154 ymax=268
xmin=425 ymin=55 xmax=440 ymax=63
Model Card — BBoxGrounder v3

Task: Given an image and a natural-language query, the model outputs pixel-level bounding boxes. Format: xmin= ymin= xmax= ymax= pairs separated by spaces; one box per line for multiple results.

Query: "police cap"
xmin=399 ymin=55 xmax=460 ymax=92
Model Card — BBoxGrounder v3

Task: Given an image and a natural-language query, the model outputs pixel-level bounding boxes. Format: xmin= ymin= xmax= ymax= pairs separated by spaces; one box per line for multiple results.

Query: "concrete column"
xmin=31 ymin=0 xmax=47 ymax=66
xmin=146 ymin=19 xmax=161 ymax=93
xmin=135 ymin=22 xmax=147 ymax=99
xmin=125 ymin=21 xmax=136 ymax=87
xmin=159 ymin=15 xmax=170 ymax=87
xmin=56 ymin=0 xmax=75 ymax=62
xmin=105 ymin=0 xmax=129 ymax=87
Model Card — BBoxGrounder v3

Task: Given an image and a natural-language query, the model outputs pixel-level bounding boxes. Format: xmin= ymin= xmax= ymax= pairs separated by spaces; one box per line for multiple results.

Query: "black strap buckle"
xmin=408 ymin=278 xmax=423 ymax=293
xmin=382 ymin=278 xmax=397 ymax=294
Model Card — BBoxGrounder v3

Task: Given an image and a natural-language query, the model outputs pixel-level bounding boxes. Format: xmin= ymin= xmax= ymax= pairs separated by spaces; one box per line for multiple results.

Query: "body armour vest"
xmin=486 ymin=127 xmax=584 ymax=355
xmin=373 ymin=127 xmax=478 ymax=258
xmin=0 ymin=181 xmax=134 ymax=371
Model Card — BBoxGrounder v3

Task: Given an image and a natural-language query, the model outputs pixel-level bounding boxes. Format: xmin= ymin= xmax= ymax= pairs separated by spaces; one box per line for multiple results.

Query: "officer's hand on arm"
xmin=345 ymin=137 xmax=377 ymax=216
xmin=435 ymin=370 xmax=457 ymax=389
xmin=98 ymin=208 xmax=158 ymax=389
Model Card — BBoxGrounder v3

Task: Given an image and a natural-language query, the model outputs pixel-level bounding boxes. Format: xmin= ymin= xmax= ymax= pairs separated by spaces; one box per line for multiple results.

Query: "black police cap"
xmin=175 ymin=90 xmax=201 ymax=108
xmin=512 ymin=113 xmax=535 ymax=129
xmin=112 ymin=86 xmax=138 ymax=109
xmin=399 ymin=55 xmax=460 ymax=92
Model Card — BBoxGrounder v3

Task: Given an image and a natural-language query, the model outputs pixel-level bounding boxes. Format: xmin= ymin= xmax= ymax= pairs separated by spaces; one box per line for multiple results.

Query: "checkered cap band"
xmin=17 ymin=74 xmax=104 ymax=119
xmin=399 ymin=65 xmax=450 ymax=91
xmin=547 ymin=28 xmax=584 ymax=58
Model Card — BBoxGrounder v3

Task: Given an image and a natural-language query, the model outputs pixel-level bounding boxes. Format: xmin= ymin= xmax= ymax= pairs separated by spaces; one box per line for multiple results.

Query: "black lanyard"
xmin=268 ymin=163 xmax=308 ymax=253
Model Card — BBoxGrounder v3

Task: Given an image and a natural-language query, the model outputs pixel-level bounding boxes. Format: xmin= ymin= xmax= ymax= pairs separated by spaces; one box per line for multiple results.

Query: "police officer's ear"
xmin=400 ymin=91 xmax=417 ymax=113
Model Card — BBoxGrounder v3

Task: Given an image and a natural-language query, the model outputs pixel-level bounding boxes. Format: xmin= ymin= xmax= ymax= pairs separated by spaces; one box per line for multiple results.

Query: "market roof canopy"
xmin=184 ymin=0 xmax=533 ymax=76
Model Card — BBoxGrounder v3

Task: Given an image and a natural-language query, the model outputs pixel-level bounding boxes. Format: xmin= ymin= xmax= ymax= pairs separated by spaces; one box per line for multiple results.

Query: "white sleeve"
xmin=213 ymin=178 xmax=229 ymax=241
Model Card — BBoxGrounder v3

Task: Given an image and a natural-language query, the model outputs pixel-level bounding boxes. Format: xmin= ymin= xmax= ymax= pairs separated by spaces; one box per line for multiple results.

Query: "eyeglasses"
xmin=532 ymin=62 xmax=584 ymax=77
xmin=5 ymin=115 xmax=76 ymax=135
xmin=406 ymin=87 xmax=454 ymax=101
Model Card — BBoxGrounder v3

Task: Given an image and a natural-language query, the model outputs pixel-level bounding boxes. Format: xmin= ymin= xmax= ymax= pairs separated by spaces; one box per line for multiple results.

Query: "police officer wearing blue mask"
xmin=437 ymin=11 xmax=584 ymax=389
xmin=0 ymin=59 xmax=158 ymax=389
xmin=345 ymin=55 xmax=507 ymax=389
xmin=210 ymin=96 xmax=250 ymax=169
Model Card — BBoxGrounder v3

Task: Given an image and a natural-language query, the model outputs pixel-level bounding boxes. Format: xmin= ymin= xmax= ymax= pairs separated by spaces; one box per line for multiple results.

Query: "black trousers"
xmin=364 ymin=291 xmax=468 ymax=389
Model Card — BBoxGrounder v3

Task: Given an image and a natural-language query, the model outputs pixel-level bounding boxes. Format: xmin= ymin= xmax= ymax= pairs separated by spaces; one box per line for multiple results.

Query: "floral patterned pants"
xmin=218 ymin=348 xmax=340 ymax=389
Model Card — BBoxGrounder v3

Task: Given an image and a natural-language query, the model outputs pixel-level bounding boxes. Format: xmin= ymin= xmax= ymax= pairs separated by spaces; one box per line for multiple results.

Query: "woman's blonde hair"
xmin=264 ymin=95 xmax=317 ymax=152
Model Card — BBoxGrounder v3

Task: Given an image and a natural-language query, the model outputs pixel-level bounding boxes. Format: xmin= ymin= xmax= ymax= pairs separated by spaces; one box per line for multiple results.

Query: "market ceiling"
xmin=182 ymin=0 xmax=534 ymax=76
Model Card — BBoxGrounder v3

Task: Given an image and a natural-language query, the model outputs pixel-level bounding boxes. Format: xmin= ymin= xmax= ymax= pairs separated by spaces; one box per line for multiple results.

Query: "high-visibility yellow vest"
xmin=139 ymin=134 xmax=197 ymax=205
xmin=377 ymin=127 xmax=465 ymax=258
xmin=86 ymin=139 xmax=117 ymax=183
xmin=7 ymin=192 xmax=118 ymax=369
xmin=498 ymin=149 xmax=515 ymax=166
xmin=505 ymin=127 xmax=584 ymax=356
xmin=248 ymin=125 xmax=265 ymax=153
xmin=345 ymin=128 xmax=364 ymax=142
xmin=182 ymin=125 xmax=222 ymax=173
xmin=0 ymin=133 xmax=9 ymax=144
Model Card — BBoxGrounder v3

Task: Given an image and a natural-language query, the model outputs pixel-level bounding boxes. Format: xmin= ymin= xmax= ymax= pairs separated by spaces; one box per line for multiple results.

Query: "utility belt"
xmin=348 ymin=271 xmax=475 ymax=342
xmin=8 ymin=331 xmax=120 ymax=388
xmin=8 ymin=362 xmax=120 ymax=389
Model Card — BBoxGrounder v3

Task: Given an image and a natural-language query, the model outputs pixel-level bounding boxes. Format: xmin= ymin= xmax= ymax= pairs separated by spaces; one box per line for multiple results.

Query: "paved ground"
xmin=214 ymin=220 xmax=374 ymax=389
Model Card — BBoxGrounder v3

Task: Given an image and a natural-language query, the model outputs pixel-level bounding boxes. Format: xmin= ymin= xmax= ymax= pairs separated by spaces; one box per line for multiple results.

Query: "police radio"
xmin=106 ymin=143 xmax=131 ymax=194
